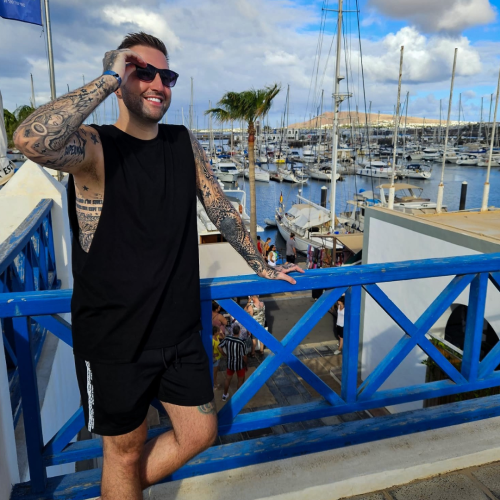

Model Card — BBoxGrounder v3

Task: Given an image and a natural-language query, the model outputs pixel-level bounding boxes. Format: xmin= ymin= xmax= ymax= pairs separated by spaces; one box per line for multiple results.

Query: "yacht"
xmin=213 ymin=161 xmax=239 ymax=182
xmin=244 ymin=166 xmax=270 ymax=182
xmin=279 ymin=168 xmax=307 ymax=184
xmin=455 ymin=154 xmax=481 ymax=166
xmin=275 ymin=195 xmax=345 ymax=253
xmin=338 ymin=183 xmax=446 ymax=232
xmin=398 ymin=164 xmax=432 ymax=180
xmin=355 ymin=160 xmax=393 ymax=179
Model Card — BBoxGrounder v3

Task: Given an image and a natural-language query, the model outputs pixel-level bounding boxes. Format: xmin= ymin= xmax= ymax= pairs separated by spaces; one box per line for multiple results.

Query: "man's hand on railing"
xmin=257 ymin=262 xmax=305 ymax=285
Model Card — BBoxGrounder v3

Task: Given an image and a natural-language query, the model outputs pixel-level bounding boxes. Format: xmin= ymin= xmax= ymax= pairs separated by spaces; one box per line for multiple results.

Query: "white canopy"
xmin=287 ymin=204 xmax=331 ymax=229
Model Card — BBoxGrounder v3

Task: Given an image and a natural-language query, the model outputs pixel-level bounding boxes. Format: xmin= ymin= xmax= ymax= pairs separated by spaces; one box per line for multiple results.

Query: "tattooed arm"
xmin=13 ymin=49 xmax=146 ymax=174
xmin=190 ymin=131 xmax=304 ymax=284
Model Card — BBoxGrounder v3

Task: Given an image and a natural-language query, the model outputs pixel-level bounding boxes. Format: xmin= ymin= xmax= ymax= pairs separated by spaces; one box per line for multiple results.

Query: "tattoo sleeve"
xmin=190 ymin=131 xmax=280 ymax=277
xmin=13 ymin=75 xmax=117 ymax=172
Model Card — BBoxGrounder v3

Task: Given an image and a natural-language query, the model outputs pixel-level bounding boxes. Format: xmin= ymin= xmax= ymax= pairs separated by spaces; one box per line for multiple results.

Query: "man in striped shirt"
xmin=219 ymin=324 xmax=247 ymax=401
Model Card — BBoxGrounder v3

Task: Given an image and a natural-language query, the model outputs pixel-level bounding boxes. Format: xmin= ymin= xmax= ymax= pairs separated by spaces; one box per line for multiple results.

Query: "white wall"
xmin=361 ymin=214 xmax=500 ymax=413
xmin=0 ymin=162 xmax=79 ymax=486
xmin=0 ymin=160 xmax=73 ymax=288
xmin=0 ymin=331 xmax=19 ymax=500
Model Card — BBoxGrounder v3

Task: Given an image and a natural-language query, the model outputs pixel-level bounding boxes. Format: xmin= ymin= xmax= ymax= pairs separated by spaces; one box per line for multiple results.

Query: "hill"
xmin=289 ymin=111 xmax=442 ymax=129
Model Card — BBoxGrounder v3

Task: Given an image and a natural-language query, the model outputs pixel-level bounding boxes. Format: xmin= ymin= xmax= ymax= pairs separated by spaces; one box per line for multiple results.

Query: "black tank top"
xmin=68 ymin=124 xmax=201 ymax=364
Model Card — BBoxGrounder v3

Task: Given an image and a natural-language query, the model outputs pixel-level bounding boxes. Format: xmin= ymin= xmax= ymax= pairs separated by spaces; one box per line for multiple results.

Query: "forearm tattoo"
xmin=190 ymin=131 xmax=282 ymax=279
xmin=13 ymin=77 xmax=114 ymax=171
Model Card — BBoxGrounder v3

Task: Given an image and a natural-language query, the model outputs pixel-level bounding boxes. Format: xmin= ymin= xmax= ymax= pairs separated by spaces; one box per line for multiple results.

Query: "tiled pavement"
xmin=341 ymin=462 xmax=500 ymax=500
xmin=208 ymin=340 xmax=375 ymax=445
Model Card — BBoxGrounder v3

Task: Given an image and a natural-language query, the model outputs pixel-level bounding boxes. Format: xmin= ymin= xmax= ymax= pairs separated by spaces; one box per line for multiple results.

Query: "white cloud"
xmin=362 ymin=27 xmax=482 ymax=84
xmin=0 ymin=0 xmax=498 ymax=125
xmin=368 ymin=0 xmax=496 ymax=34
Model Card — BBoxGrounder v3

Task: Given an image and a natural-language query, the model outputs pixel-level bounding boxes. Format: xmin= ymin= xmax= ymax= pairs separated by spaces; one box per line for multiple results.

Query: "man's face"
xmin=119 ymin=45 xmax=172 ymax=123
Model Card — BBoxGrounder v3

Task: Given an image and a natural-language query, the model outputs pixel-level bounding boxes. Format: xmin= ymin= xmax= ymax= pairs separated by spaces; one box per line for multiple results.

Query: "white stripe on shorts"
xmin=85 ymin=361 xmax=95 ymax=432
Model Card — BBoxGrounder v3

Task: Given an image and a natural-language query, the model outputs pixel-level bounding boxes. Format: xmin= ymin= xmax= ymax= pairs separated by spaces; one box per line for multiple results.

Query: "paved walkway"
xmin=342 ymin=461 xmax=500 ymax=500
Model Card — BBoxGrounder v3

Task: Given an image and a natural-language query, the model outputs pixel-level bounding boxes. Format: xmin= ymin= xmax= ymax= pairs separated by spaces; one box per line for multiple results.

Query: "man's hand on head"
xmin=257 ymin=262 xmax=305 ymax=285
xmin=102 ymin=49 xmax=147 ymax=87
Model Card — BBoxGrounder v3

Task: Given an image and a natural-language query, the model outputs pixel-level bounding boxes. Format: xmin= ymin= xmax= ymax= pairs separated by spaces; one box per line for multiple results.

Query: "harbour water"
xmin=227 ymin=162 xmax=500 ymax=251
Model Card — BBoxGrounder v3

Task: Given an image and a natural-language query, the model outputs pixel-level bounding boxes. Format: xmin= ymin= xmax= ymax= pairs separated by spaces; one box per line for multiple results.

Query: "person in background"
xmin=212 ymin=326 xmax=224 ymax=390
xmin=212 ymin=301 xmax=227 ymax=335
xmin=286 ymin=233 xmax=297 ymax=264
xmin=219 ymin=324 xmax=247 ymax=401
xmin=267 ymin=244 xmax=277 ymax=267
xmin=244 ymin=295 xmax=266 ymax=355
xmin=256 ymin=235 xmax=263 ymax=255
xmin=334 ymin=296 xmax=345 ymax=355
xmin=264 ymin=237 xmax=272 ymax=257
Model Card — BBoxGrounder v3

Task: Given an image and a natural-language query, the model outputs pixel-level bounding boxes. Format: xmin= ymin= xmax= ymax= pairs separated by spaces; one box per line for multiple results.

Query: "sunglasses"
xmin=134 ymin=64 xmax=179 ymax=88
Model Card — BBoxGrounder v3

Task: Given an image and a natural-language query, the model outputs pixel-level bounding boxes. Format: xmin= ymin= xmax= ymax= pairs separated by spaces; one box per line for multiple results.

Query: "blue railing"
xmin=4 ymin=253 xmax=500 ymax=499
xmin=0 ymin=199 xmax=59 ymax=426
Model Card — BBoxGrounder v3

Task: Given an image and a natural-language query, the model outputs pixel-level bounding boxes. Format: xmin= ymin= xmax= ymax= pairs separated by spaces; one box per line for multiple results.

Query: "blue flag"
xmin=0 ymin=0 xmax=42 ymax=26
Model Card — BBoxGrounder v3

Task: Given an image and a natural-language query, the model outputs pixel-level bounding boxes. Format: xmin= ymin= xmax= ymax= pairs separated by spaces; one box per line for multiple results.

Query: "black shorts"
xmin=286 ymin=254 xmax=296 ymax=264
xmin=74 ymin=331 xmax=214 ymax=436
xmin=337 ymin=326 xmax=344 ymax=339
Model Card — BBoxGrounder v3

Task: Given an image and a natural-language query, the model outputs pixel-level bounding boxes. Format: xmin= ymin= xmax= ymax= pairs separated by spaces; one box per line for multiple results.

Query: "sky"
xmin=1 ymin=0 xmax=500 ymax=128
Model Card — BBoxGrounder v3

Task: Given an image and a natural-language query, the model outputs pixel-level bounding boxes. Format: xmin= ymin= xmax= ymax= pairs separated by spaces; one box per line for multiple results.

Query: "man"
xmin=218 ymin=324 xmax=247 ymax=401
xmin=14 ymin=32 xmax=303 ymax=500
xmin=286 ymin=233 xmax=297 ymax=264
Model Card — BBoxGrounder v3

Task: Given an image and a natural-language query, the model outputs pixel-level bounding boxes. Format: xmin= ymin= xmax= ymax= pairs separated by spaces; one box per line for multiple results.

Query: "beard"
xmin=121 ymin=87 xmax=170 ymax=124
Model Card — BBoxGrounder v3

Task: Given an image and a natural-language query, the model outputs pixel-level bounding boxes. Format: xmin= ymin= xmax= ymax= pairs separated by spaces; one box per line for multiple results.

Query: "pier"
xmin=0 ymin=162 xmax=499 ymax=499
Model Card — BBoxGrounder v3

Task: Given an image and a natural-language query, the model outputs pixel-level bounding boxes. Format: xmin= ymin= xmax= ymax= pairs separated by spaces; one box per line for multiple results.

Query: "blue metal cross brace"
xmin=216 ymin=287 xmax=347 ymax=424
xmin=358 ymin=273 xmax=475 ymax=401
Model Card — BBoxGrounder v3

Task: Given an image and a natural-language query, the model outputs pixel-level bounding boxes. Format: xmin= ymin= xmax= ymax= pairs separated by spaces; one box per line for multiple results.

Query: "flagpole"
xmin=42 ymin=0 xmax=61 ymax=180
xmin=43 ymin=0 xmax=57 ymax=101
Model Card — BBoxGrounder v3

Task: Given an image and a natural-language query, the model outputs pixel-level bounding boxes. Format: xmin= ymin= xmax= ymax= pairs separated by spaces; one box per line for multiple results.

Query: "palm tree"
xmin=3 ymin=104 xmax=35 ymax=148
xmin=206 ymin=84 xmax=281 ymax=243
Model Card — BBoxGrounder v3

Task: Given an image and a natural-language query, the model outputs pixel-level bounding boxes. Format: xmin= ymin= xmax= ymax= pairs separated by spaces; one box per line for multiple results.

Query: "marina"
xmin=2 ymin=0 xmax=500 ymax=498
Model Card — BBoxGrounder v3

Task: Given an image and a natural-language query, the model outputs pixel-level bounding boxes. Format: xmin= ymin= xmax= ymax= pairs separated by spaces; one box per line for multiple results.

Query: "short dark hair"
xmin=212 ymin=326 xmax=219 ymax=335
xmin=118 ymin=32 xmax=169 ymax=62
xmin=233 ymin=324 xmax=240 ymax=335
xmin=212 ymin=302 xmax=219 ymax=312
xmin=291 ymin=233 xmax=295 ymax=238
xmin=338 ymin=296 xmax=345 ymax=304
xmin=257 ymin=236 xmax=261 ymax=240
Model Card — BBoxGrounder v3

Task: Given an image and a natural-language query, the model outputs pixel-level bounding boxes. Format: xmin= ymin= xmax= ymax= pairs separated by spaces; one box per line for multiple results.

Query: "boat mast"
xmin=189 ymin=77 xmax=194 ymax=130
xmin=481 ymin=65 xmax=500 ymax=212
xmin=402 ymin=91 xmax=409 ymax=161
xmin=388 ymin=45 xmax=404 ymax=210
xmin=439 ymin=99 xmax=442 ymax=144
xmin=437 ymin=48 xmax=458 ymax=213
xmin=317 ymin=89 xmax=324 ymax=169
xmin=479 ymin=96 xmax=483 ymax=142
xmin=30 ymin=74 xmax=36 ymax=108
xmin=458 ymin=92 xmax=462 ymax=143
xmin=329 ymin=0 xmax=345 ymax=230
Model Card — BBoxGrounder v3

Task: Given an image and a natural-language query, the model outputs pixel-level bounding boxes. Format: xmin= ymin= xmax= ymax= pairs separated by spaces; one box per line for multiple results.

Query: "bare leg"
xmin=213 ymin=365 xmax=219 ymax=389
xmin=236 ymin=375 xmax=245 ymax=390
xmin=101 ymin=421 xmax=147 ymax=500
xmin=223 ymin=372 xmax=233 ymax=397
xmin=339 ymin=337 xmax=343 ymax=351
xmin=139 ymin=401 xmax=218 ymax=488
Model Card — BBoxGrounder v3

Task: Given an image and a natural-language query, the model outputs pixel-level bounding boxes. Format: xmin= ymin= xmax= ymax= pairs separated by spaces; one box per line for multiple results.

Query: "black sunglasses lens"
xmin=160 ymin=70 xmax=178 ymax=88
xmin=135 ymin=66 xmax=155 ymax=82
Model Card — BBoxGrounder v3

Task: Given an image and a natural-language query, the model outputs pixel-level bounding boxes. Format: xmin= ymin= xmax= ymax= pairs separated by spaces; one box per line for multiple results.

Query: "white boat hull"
xmin=356 ymin=168 xmax=392 ymax=178
xmin=216 ymin=172 xmax=239 ymax=182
